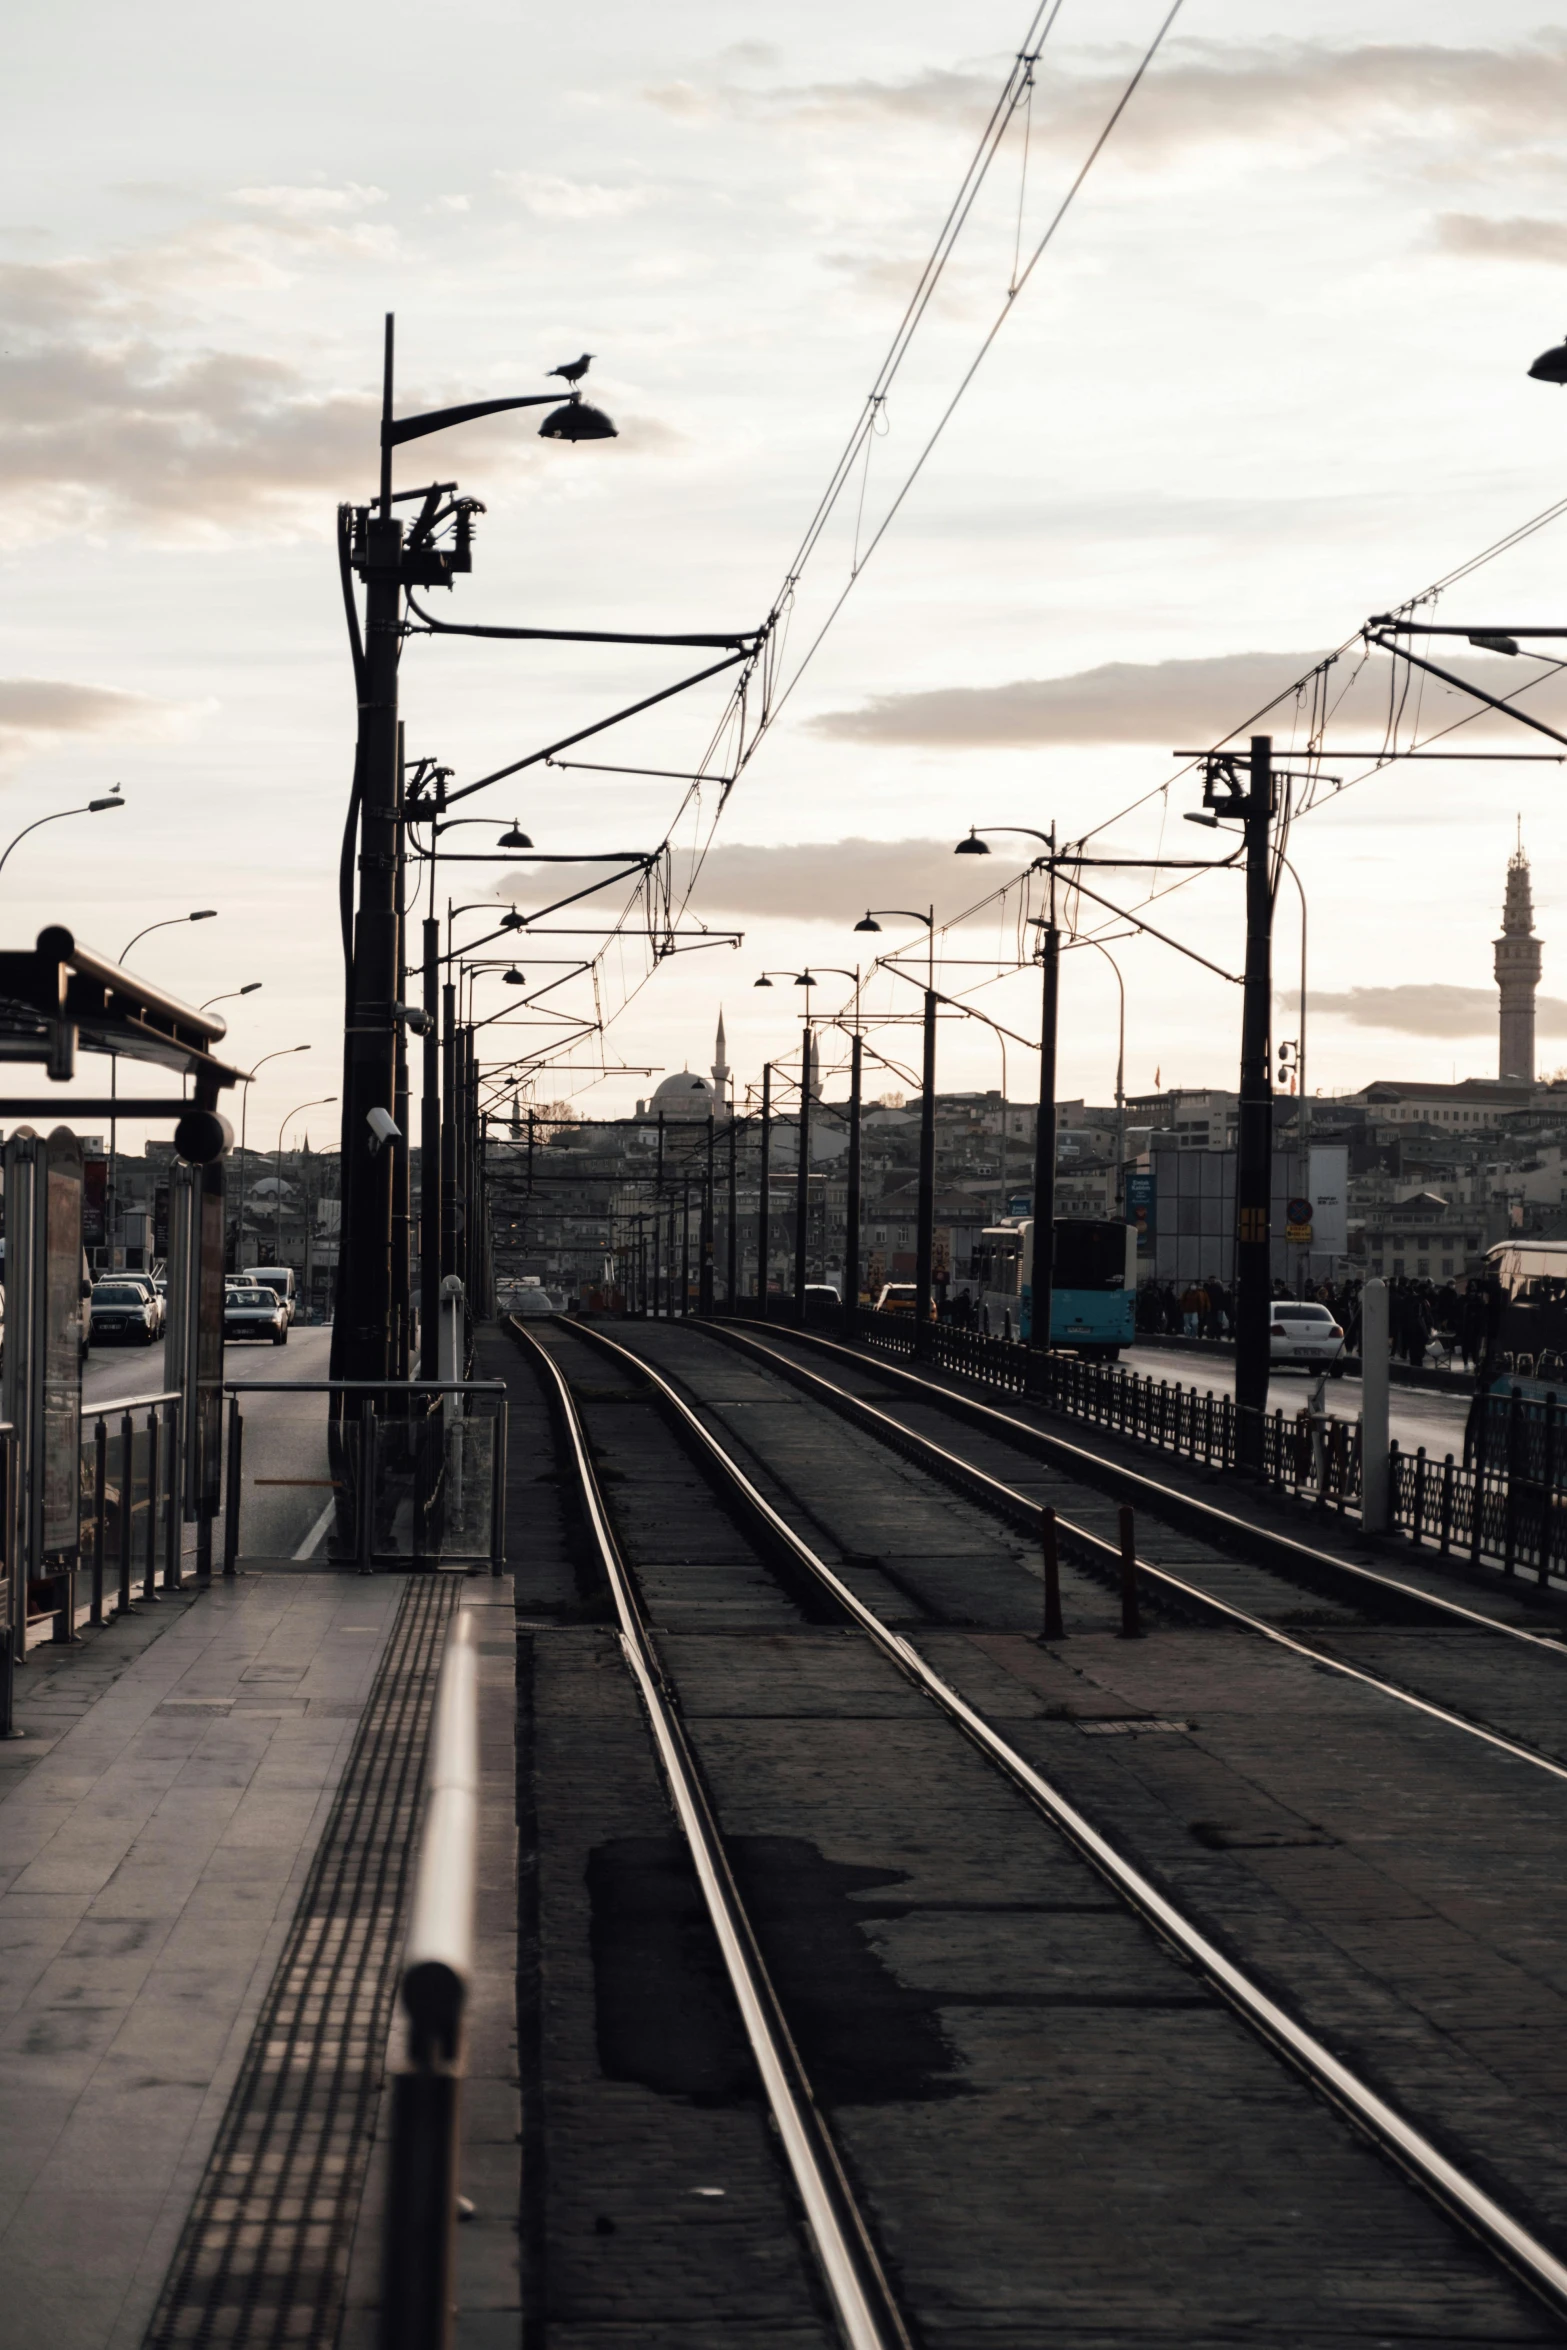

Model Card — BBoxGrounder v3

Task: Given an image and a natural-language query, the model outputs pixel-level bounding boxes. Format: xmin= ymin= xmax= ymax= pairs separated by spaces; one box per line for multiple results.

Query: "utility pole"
xmin=757 ymin=1065 xmax=772 ymax=1313
xmin=1031 ymin=920 xmax=1059 ymax=1350
xmin=700 ymin=1112 xmax=715 ymax=1313
xmin=1231 ymin=735 xmax=1276 ymax=1469
xmin=844 ymin=1028 xmax=862 ymax=1337
xmin=680 ymin=1177 xmax=691 ymax=1316
xmin=794 ymin=1024 xmax=812 ymax=1321
xmin=725 ymin=1114 xmax=738 ymax=1306
xmin=915 ymin=992 xmax=937 ymax=1335
xmin=419 ymin=916 xmax=441 ymax=1374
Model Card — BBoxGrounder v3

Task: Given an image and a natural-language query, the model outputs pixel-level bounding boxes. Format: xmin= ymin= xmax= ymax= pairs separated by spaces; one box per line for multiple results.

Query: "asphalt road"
xmin=81 ymin=1322 xmax=336 ymax=1559
xmin=1122 ymin=1340 xmax=1475 ymax=1462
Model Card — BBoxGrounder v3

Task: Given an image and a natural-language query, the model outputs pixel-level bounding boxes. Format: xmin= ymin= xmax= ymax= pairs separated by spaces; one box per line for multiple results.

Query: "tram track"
xmin=509 ymin=1312 xmax=1567 ymax=2343
xmin=690 ymin=1320 xmax=1567 ymax=1787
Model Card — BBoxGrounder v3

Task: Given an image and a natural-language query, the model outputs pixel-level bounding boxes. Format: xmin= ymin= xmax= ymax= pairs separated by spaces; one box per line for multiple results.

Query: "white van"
xmin=243 ymin=1265 xmax=298 ymax=1324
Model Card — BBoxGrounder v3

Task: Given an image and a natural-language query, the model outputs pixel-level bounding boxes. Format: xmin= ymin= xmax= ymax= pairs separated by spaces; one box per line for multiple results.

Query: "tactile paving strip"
xmin=144 ymin=1573 xmax=461 ymax=2347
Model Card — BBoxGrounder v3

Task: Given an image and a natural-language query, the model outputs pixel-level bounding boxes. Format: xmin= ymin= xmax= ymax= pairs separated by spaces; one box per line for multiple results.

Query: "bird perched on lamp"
xmin=548 ymin=353 xmax=594 ymax=385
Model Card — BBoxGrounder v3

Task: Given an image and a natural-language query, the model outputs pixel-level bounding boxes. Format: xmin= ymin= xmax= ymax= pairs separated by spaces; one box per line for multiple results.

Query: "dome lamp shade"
xmin=954 ymin=829 xmax=990 ymax=854
xmin=500 ymin=909 xmax=525 ymax=930
xmin=498 ymin=823 xmax=533 ymax=849
xmin=1528 ymin=335 xmax=1567 ymax=385
xmin=853 ymin=914 xmax=881 ymax=933
xmin=503 ymin=966 xmax=526 ymax=985
xmin=539 ymin=399 xmax=618 ymax=441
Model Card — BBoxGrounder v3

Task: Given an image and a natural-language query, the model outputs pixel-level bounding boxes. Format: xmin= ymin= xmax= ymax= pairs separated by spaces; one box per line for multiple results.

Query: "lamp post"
xmin=1069 ymin=937 xmax=1126 ymax=1208
xmin=333 ymin=316 xmax=610 ymax=1389
xmin=0 ymin=792 xmax=124 ymax=887
xmin=955 ymin=829 xmax=1061 ymax=1346
xmin=757 ymin=1064 xmax=772 ymax=1313
xmin=277 ymin=1098 xmax=337 ymax=1264
xmin=235 ymin=1047 xmax=310 ymax=1271
xmin=200 ymin=982 xmax=262 ymax=1012
xmin=857 ymin=907 xmax=938 ymax=1333
xmin=784 ymin=966 xmax=864 ymax=1331
xmin=107 ymin=908 xmax=218 ymax=1267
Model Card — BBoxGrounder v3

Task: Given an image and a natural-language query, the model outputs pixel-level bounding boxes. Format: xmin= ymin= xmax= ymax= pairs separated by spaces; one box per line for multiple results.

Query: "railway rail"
xmin=698 ymin=1320 xmax=1567 ymax=1784
xmin=508 ymin=1311 xmax=1567 ymax=2342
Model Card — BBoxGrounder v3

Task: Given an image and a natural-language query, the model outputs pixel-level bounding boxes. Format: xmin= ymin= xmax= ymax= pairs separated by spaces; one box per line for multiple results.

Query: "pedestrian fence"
xmin=78 ymin=1389 xmax=184 ymax=1626
xmin=833 ymin=1309 xmax=1567 ymax=1594
xmin=220 ymin=1381 xmax=508 ymax=1574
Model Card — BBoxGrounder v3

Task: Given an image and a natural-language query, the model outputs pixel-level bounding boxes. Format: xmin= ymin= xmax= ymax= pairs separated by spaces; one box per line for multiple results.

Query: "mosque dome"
xmin=648 ymin=1068 xmax=716 ymax=1119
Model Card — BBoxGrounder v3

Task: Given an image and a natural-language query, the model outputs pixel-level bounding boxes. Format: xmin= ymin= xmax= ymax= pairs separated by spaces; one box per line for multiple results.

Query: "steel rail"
xmin=701 ymin=1324 xmax=1567 ymax=1787
xmin=556 ymin=1315 xmax=1567 ymax=2322
xmin=510 ymin=1320 xmax=909 ymax=2350
xmin=724 ymin=1324 xmax=1567 ymax=1656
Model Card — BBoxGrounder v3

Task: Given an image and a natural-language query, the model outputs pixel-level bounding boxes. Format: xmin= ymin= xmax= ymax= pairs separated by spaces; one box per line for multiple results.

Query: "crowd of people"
xmin=1135 ymin=1273 xmax=1494 ymax=1370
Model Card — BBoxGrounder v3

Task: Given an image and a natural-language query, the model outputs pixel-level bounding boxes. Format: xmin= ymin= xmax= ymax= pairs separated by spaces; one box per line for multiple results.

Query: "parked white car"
xmin=1269 ymin=1301 xmax=1347 ymax=1374
xmin=243 ymin=1265 xmax=297 ymax=1324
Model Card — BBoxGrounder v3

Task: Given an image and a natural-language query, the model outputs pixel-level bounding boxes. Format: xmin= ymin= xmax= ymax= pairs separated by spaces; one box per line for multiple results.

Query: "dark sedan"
xmin=224 ymin=1285 xmax=289 ymax=1345
xmin=90 ymin=1281 xmax=158 ymax=1346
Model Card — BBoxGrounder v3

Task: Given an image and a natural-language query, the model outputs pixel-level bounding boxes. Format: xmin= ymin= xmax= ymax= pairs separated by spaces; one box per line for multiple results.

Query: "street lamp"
xmin=201 ymin=982 xmax=263 ymax=1012
xmin=277 ymin=1098 xmax=337 ymax=1264
xmin=235 ymin=1046 xmax=310 ymax=1269
xmin=955 ymin=830 xmax=1059 ymax=1347
xmin=121 ymin=908 xmax=217 ymax=962
xmin=0 ymin=792 xmax=124 ymax=886
xmin=103 ymin=906 xmax=220 ymax=1264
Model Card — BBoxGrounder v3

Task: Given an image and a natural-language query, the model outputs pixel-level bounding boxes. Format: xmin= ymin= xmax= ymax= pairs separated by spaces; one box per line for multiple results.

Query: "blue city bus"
xmin=978 ymin=1217 xmax=1137 ymax=1358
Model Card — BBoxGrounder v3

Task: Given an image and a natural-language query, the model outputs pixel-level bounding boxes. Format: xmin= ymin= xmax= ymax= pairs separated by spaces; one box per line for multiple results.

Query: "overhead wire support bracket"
xmin=1365 ymin=631 xmax=1567 ymax=752
xmin=404 ymin=592 xmax=766 ymax=651
xmin=438 ymin=650 xmax=754 ymax=807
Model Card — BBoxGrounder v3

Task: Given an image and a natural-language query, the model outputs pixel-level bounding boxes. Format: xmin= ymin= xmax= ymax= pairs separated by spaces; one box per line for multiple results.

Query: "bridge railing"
xmin=78 ymin=1390 xmax=183 ymax=1627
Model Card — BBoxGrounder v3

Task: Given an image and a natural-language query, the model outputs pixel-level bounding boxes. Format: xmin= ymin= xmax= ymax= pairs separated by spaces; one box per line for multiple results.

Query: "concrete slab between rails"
xmin=0 ymin=1563 xmax=404 ymax=2350
xmin=699 ymin=1319 xmax=1567 ymax=1633
xmin=339 ymin=1577 xmax=521 ymax=2350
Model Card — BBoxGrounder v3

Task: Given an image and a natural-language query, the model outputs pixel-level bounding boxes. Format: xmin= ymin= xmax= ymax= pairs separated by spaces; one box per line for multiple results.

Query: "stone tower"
xmin=1495 ymin=839 xmax=1543 ymax=1082
xmin=711 ymin=1007 xmax=730 ymax=1103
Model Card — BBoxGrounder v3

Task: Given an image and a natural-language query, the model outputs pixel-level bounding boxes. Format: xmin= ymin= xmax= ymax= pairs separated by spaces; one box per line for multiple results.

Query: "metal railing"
xmin=219 ymin=1382 xmax=508 ymax=1573
xmin=381 ymin=1607 xmax=479 ymax=2350
xmin=739 ymin=1306 xmax=1567 ymax=1593
xmin=78 ymin=1390 xmax=183 ymax=1629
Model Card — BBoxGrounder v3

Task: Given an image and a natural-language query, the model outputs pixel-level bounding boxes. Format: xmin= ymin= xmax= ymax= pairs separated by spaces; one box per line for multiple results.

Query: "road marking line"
xmin=294 ymin=1498 xmax=337 ymax=1561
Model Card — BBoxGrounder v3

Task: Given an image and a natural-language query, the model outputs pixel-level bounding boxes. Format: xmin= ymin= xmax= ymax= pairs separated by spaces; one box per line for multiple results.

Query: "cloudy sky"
xmin=7 ymin=0 xmax=1567 ymax=1144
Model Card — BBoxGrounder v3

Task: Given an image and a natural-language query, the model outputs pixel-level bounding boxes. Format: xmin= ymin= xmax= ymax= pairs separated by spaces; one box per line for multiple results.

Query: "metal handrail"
xmin=381 ymin=1609 xmax=479 ymax=2350
xmin=84 ymin=1388 xmax=179 ymax=1419
xmin=220 ymin=1380 xmax=505 ymax=1394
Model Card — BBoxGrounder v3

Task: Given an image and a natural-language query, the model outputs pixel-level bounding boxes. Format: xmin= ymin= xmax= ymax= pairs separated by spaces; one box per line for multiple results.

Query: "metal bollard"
xmin=1117 ymin=1504 xmax=1142 ymax=1639
xmin=1040 ymin=1506 xmax=1065 ymax=1642
xmin=165 ymin=1400 xmax=183 ymax=1591
xmin=381 ymin=1610 xmax=479 ymax=2350
xmin=357 ymin=1405 xmax=377 ymax=1576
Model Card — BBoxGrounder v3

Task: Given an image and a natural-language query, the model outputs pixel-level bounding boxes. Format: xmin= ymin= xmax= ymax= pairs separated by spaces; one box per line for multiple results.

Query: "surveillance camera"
xmin=366 ymin=1106 xmax=401 ymax=1153
xmin=392 ymin=1002 xmax=432 ymax=1035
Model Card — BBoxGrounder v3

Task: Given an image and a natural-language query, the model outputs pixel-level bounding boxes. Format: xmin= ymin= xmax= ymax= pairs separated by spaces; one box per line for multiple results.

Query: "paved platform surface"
xmin=0 ymin=1564 xmax=402 ymax=2350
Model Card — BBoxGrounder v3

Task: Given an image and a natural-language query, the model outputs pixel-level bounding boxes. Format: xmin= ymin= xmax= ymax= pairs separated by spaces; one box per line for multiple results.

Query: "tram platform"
xmin=0 ymin=1558 xmax=518 ymax=2350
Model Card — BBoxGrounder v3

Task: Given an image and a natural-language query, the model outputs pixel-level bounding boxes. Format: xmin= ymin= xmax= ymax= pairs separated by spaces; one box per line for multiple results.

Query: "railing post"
xmin=489 ymin=1401 xmax=508 ymax=1578
xmin=116 ymin=1412 xmax=136 ymax=1618
xmin=1117 ymin=1504 xmax=1141 ymax=1639
xmin=90 ymin=1417 xmax=108 ymax=1626
xmin=1041 ymin=1506 xmax=1064 ymax=1642
xmin=144 ymin=1406 xmax=161 ymax=1602
xmin=0 ymin=1425 xmax=17 ymax=1739
xmin=1411 ymin=1447 xmax=1427 ymax=1550
xmin=222 ymin=1397 xmax=244 ymax=1578
xmin=1439 ymin=1454 xmax=1454 ymax=1556
xmin=165 ymin=1399 xmax=183 ymax=1591
xmin=358 ymin=1403 xmax=377 ymax=1575
xmin=1504 ymin=1389 xmax=1522 ymax=1577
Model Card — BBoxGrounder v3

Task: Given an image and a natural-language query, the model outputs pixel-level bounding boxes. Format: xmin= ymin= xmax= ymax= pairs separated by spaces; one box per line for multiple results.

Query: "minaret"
xmin=1495 ymin=835 xmax=1542 ymax=1082
xmin=711 ymin=1006 xmax=730 ymax=1104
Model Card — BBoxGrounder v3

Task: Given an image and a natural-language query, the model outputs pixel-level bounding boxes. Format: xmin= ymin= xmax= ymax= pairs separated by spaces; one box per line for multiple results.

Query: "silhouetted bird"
xmin=548 ymin=353 xmax=594 ymax=385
